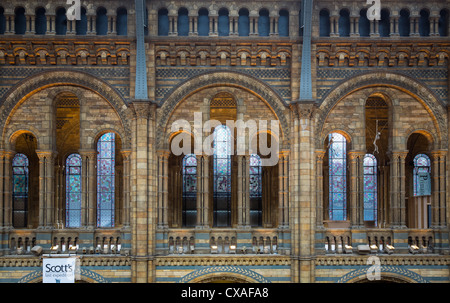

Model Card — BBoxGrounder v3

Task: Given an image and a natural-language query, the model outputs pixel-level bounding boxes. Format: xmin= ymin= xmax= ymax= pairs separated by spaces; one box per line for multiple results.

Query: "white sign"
xmin=43 ymin=257 xmax=78 ymax=283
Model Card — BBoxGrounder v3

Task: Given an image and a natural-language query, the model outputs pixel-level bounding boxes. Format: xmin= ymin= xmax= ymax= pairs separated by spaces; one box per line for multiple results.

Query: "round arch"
xmin=178 ymin=266 xmax=272 ymax=283
xmin=156 ymin=71 xmax=289 ymax=150
xmin=316 ymin=71 xmax=447 ymax=150
xmin=336 ymin=266 xmax=430 ymax=283
xmin=0 ymin=69 xmax=132 ymax=149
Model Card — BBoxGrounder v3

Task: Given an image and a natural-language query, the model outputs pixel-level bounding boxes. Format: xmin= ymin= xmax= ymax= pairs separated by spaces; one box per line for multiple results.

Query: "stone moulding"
xmin=315 ymin=256 xmax=450 ymax=266
xmin=155 ymin=255 xmax=291 ymax=267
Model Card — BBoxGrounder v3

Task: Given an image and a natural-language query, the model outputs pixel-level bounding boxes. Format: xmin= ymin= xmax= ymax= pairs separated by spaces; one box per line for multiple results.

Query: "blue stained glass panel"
xmin=328 ymin=133 xmax=347 ymax=221
xmin=12 ymin=153 xmax=29 ymax=228
xmin=97 ymin=132 xmax=115 ymax=227
xmin=363 ymin=154 xmax=377 ymax=224
xmin=66 ymin=153 xmax=82 ymax=227
xmin=413 ymin=154 xmax=431 ymax=197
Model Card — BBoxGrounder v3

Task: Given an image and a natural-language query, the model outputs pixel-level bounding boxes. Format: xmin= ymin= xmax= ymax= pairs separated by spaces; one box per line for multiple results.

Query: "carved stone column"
xmin=121 ymin=150 xmax=131 ymax=228
xmin=157 ymin=150 xmax=170 ymax=228
xmin=315 ymin=150 xmax=326 ymax=228
xmin=36 ymin=150 xmax=56 ymax=229
xmin=348 ymin=151 xmax=365 ymax=227
xmin=389 ymin=151 xmax=408 ymax=228
xmin=279 ymin=150 xmax=290 ymax=228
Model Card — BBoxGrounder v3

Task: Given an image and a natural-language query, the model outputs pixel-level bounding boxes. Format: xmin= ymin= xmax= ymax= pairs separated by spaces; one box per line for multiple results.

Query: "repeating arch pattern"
xmin=17 ymin=268 xmax=110 ymax=283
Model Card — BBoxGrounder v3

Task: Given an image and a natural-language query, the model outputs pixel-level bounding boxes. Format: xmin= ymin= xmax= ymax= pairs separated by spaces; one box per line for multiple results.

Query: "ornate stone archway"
xmin=0 ymin=69 xmax=132 ymax=149
xmin=315 ymin=71 xmax=448 ymax=150
xmin=155 ymin=71 xmax=290 ymax=150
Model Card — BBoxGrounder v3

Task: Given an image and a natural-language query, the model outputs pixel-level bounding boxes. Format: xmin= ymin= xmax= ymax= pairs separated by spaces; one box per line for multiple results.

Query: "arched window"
xmin=319 ymin=9 xmax=330 ymax=37
xmin=328 ymin=133 xmax=347 ymax=221
xmin=258 ymin=9 xmax=270 ymax=36
xmin=213 ymin=125 xmax=232 ymax=227
xmin=379 ymin=9 xmax=390 ymax=37
xmin=116 ymin=7 xmax=127 ymax=36
xmin=182 ymin=154 xmax=197 ymax=227
xmin=359 ymin=9 xmax=370 ymax=37
xmin=218 ymin=8 xmax=229 ymax=36
xmin=96 ymin=7 xmax=108 ymax=35
xmin=12 ymin=153 xmax=29 ymax=228
xmin=439 ymin=9 xmax=449 ymax=37
xmin=55 ymin=7 xmax=67 ymax=35
xmin=399 ymin=9 xmax=410 ymax=37
xmin=413 ymin=154 xmax=431 ymax=197
xmin=35 ymin=7 xmax=46 ymax=35
xmin=97 ymin=132 xmax=116 ymax=227
xmin=419 ymin=9 xmax=430 ymax=36
xmin=198 ymin=8 xmax=209 ymax=36
xmin=178 ymin=7 xmax=189 ymax=36
xmin=0 ymin=7 xmax=5 ymax=34
xmin=339 ymin=9 xmax=350 ymax=37
xmin=279 ymin=9 xmax=289 ymax=37
xmin=15 ymin=7 xmax=26 ymax=35
xmin=249 ymin=154 xmax=262 ymax=227
xmin=363 ymin=154 xmax=377 ymax=223
xmin=66 ymin=154 xmax=82 ymax=227
xmin=238 ymin=8 xmax=249 ymax=36
xmin=158 ymin=8 xmax=169 ymax=36
xmin=76 ymin=7 xmax=87 ymax=35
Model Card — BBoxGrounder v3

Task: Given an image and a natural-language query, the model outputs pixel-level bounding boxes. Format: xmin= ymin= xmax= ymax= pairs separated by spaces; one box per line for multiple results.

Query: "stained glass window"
xmin=213 ymin=125 xmax=232 ymax=227
xmin=363 ymin=154 xmax=377 ymax=223
xmin=12 ymin=153 xmax=29 ymax=228
xmin=66 ymin=153 xmax=82 ymax=227
xmin=182 ymin=154 xmax=197 ymax=227
xmin=328 ymin=133 xmax=347 ymax=221
xmin=249 ymin=154 xmax=262 ymax=227
xmin=97 ymin=132 xmax=115 ymax=227
xmin=413 ymin=154 xmax=431 ymax=197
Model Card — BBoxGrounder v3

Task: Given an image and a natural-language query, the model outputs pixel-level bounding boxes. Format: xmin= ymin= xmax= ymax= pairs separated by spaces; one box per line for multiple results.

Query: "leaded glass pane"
xmin=213 ymin=125 xmax=232 ymax=227
xmin=66 ymin=153 xmax=82 ymax=228
xmin=328 ymin=133 xmax=347 ymax=221
xmin=97 ymin=132 xmax=115 ymax=227
xmin=182 ymin=154 xmax=197 ymax=227
xmin=363 ymin=154 xmax=377 ymax=223
xmin=413 ymin=154 xmax=431 ymax=196
xmin=249 ymin=154 xmax=262 ymax=227
xmin=12 ymin=153 xmax=29 ymax=228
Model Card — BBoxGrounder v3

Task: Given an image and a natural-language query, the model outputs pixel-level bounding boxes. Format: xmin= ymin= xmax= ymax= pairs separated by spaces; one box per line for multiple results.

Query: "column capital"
xmin=0 ymin=150 xmax=15 ymax=159
xmin=430 ymin=150 xmax=447 ymax=159
xmin=79 ymin=149 xmax=97 ymax=159
xmin=35 ymin=150 xmax=57 ymax=160
xmin=388 ymin=150 xmax=409 ymax=160
xmin=315 ymin=149 xmax=326 ymax=160
xmin=290 ymin=100 xmax=317 ymax=119
xmin=156 ymin=150 xmax=171 ymax=158
xmin=120 ymin=149 xmax=132 ymax=160
xmin=347 ymin=150 xmax=366 ymax=160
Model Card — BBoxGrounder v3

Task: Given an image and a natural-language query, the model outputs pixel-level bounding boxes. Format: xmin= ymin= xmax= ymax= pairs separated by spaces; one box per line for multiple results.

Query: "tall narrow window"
xmin=419 ymin=9 xmax=430 ymax=37
xmin=178 ymin=8 xmax=189 ymax=36
xmin=413 ymin=154 xmax=431 ymax=197
xmin=97 ymin=132 xmax=115 ymax=227
xmin=339 ymin=9 xmax=350 ymax=37
xmin=399 ymin=9 xmax=410 ymax=37
xmin=249 ymin=154 xmax=262 ymax=227
xmin=258 ymin=9 xmax=270 ymax=36
xmin=213 ymin=125 xmax=232 ymax=227
xmin=116 ymin=7 xmax=128 ymax=36
xmin=15 ymin=7 xmax=26 ymax=35
xmin=76 ymin=7 xmax=87 ymax=35
xmin=359 ymin=9 xmax=370 ymax=37
xmin=319 ymin=9 xmax=330 ymax=37
xmin=439 ymin=9 xmax=449 ymax=37
xmin=96 ymin=7 xmax=108 ymax=35
xmin=55 ymin=7 xmax=67 ymax=35
xmin=182 ymin=154 xmax=197 ymax=227
xmin=279 ymin=9 xmax=289 ymax=37
xmin=0 ymin=7 xmax=5 ymax=35
xmin=379 ymin=9 xmax=390 ymax=37
xmin=218 ymin=8 xmax=229 ymax=36
xmin=12 ymin=153 xmax=29 ymax=228
xmin=35 ymin=7 xmax=46 ymax=35
xmin=363 ymin=154 xmax=377 ymax=223
xmin=66 ymin=154 xmax=82 ymax=227
xmin=328 ymin=133 xmax=347 ymax=221
xmin=158 ymin=8 xmax=169 ymax=36
xmin=238 ymin=8 xmax=249 ymax=36
xmin=198 ymin=8 xmax=209 ymax=36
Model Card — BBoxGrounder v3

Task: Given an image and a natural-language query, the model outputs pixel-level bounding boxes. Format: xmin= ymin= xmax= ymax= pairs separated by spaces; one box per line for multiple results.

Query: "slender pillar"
xmin=121 ymin=150 xmax=131 ymax=228
xmin=157 ymin=150 xmax=169 ymax=228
